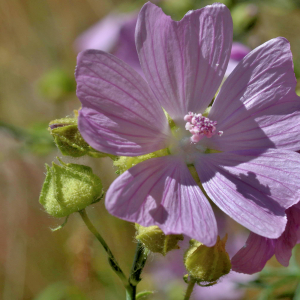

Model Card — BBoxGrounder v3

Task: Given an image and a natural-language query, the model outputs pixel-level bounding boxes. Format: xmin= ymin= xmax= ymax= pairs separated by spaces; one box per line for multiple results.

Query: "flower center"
xmin=184 ymin=112 xmax=223 ymax=143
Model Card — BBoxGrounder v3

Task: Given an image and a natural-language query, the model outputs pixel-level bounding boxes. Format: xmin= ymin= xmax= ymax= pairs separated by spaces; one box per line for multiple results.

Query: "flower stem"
xmin=184 ymin=278 xmax=197 ymax=300
xmin=78 ymin=210 xmax=128 ymax=290
xmin=127 ymin=241 xmax=149 ymax=299
xmin=130 ymin=241 xmax=149 ymax=284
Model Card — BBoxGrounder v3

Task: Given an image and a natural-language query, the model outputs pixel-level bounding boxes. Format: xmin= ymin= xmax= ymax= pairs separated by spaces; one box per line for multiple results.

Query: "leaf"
xmin=136 ymin=291 xmax=154 ymax=299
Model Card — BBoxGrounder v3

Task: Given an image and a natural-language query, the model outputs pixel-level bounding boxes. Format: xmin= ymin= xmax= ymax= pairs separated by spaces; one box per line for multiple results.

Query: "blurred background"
xmin=1 ymin=0 xmax=300 ymax=299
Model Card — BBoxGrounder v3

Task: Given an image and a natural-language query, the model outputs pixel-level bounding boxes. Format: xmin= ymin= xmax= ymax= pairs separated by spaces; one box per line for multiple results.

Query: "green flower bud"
xmin=49 ymin=112 xmax=115 ymax=159
xmin=39 ymin=158 xmax=103 ymax=217
xmin=135 ymin=224 xmax=183 ymax=256
xmin=184 ymin=235 xmax=231 ymax=286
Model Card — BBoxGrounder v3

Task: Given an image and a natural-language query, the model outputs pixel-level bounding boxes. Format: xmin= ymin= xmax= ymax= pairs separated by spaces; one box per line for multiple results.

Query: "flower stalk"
xmin=78 ymin=210 xmax=128 ymax=290
xmin=127 ymin=241 xmax=150 ymax=299
xmin=184 ymin=277 xmax=197 ymax=300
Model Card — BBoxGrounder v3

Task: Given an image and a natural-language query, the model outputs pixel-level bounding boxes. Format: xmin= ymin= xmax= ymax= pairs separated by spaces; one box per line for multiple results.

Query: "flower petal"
xmin=76 ymin=50 xmax=170 ymax=156
xmin=231 ymin=232 xmax=275 ymax=274
xmin=136 ymin=2 xmax=232 ymax=123
xmin=275 ymin=204 xmax=300 ymax=266
xmin=195 ymin=149 xmax=300 ymax=238
xmin=74 ymin=12 xmax=129 ymax=52
xmin=106 ymin=156 xmax=217 ymax=246
xmin=208 ymin=37 xmax=299 ymax=152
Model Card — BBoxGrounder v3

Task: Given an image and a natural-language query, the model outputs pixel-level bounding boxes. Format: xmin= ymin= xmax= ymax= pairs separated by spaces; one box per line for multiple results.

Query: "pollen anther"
xmin=184 ymin=112 xmax=223 ymax=143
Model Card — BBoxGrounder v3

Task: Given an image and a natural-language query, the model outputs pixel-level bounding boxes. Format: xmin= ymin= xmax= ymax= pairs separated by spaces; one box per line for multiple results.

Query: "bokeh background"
xmin=1 ymin=0 xmax=300 ymax=299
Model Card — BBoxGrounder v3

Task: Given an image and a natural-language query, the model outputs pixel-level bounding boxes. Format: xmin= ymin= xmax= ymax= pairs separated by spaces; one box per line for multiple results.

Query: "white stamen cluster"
xmin=184 ymin=112 xmax=223 ymax=143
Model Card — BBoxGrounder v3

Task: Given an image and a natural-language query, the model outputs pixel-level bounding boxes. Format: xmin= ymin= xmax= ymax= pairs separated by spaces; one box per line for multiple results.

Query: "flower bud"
xmin=135 ymin=224 xmax=183 ymax=256
xmin=39 ymin=158 xmax=103 ymax=217
xmin=49 ymin=112 xmax=114 ymax=158
xmin=184 ymin=235 xmax=231 ymax=286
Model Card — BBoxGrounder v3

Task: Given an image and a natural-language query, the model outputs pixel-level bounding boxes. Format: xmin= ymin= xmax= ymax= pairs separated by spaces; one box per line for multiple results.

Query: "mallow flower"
xmin=75 ymin=2 xmax=300 ymax=246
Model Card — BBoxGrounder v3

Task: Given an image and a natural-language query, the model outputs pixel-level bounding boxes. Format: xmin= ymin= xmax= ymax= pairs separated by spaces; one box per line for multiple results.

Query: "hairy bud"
xmin=135 ymin=224 xmax=183 ymax=256
xmin=184 ymin=235 xmax=231 ymax=286
xmin=39 ymin=158 xmax=103 ymax=217
xmin=49 ymin=111 xmax=115 ymax=158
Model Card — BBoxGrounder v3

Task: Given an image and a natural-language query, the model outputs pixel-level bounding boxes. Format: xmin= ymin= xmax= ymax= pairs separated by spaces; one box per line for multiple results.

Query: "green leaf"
xmin=136 ymin=291 xmax=154 ymax=299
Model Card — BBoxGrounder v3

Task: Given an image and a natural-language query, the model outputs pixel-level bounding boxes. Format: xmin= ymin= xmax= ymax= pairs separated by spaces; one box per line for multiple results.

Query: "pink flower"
xmin=76 ymin=2 xmax=300 ymax=246
xmin=231 ymin=202 xmax=300 ymax=274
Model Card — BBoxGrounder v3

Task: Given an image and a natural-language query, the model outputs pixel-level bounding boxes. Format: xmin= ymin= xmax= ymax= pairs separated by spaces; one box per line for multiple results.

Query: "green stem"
xmin=127 ymin=241 xmax=149 ymax=299
xmin=126 ymin=286 xmax=136 ymax=300
xmin=79 ymin=210 xmax=128 ymax=289
xmin=184 ymin=278 xmax=197 ymax=300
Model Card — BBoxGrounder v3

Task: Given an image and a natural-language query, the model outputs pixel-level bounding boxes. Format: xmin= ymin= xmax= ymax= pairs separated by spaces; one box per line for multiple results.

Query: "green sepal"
xmin=183 ymin=274 xmax=189 ymax=284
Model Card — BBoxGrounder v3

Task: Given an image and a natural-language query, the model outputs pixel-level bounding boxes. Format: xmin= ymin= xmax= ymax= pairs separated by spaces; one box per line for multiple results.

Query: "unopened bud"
xmin=49 ymin=112 xmax=115 ymax=158
xmin=39 ymin=158 xmax=103 ymax=217
xmin=135 ymin=224 xmax=183 ymax=256
xmin=184 ymin=235 xmax=231 ymax=286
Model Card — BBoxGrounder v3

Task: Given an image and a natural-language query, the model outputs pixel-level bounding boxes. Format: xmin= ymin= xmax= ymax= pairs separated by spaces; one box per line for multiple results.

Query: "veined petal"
xmin=136 ymin=2 xmax=232 ymax=123
xmin=105 ymin=156 xmax=217 ymax=246
xmin=195 ymin=149 xmax=300 ymax=238
xmin=231 ymin=232 xmax=275 ymax=274
xmin=208 ymin=38 xmax=299 ymax=152
xmin=76 ymin=50 xmax=170 ymax=156
xmin=275 ymin=204 xmax=300 ymax=266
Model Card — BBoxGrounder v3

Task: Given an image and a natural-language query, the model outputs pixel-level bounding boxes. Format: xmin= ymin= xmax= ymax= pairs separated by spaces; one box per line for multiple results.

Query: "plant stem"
xmin=79 ymin=210 xmax=128 ymax=289
xmin=127 ymin=241 xmax=149 ymax=299
xmin=184 ymin=278 xmax=197 ymax=300
xmin=130 ymin=241 xmax=149 ymax=285
xmin=126 ymin=286 xmax=136 ymax=300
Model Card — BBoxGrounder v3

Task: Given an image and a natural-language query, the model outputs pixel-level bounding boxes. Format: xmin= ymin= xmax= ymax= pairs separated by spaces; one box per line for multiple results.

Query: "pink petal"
xmin=208 ymin=38 xmax=299 ymax=152
xmin=76 ymin=50 xmax=171 ymax=156
xmin=105 ymin=156 xmax=217 ymax=246
xmin=225 ymin=43 xmax=251 ymax=77
xmin=231 ymin=232 xmax=275 ymax=274
xmin=74 ymin=12 xmax=130 ymax=52
xmin=230 ymin=42 xmax=251 ymax=61
xmin=275 ymin=204 xmax=300 ymax=266
xmin=195 ymin=149 xmax=300 ymax=238
xmin=136 ymin=2 xmax=232 ymax=123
